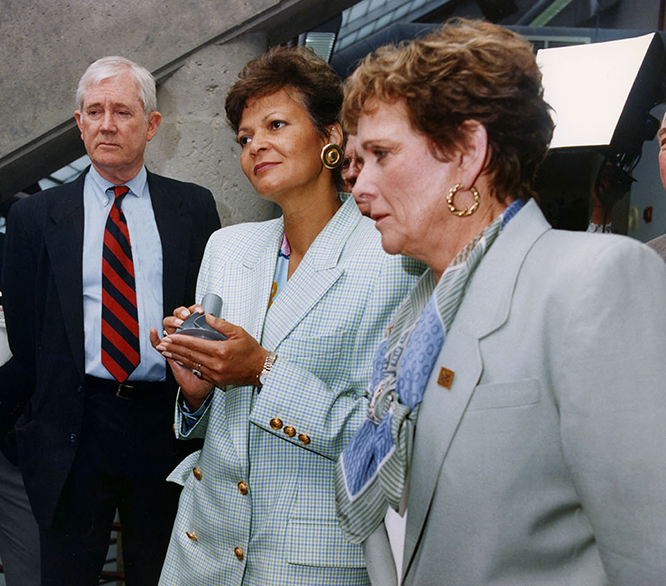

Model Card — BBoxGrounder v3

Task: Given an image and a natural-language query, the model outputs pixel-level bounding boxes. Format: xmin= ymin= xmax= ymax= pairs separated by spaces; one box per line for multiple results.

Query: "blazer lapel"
xmin=44 ymin=172 xmax=87 ymax=380
xmin=148 ymin=172 xmax=189 ymax=316
xmin=225 ymin=221 xmax=283 ymax=469
xmin=402 ymin=200 xmax=551 ymax=579
xmin=260 ymin=197 xmax=360 ymax=350
xmin=228 ymin=220 xmax=284 ymax=342
xmin=401 ymin=328 xmax=482 ymax=579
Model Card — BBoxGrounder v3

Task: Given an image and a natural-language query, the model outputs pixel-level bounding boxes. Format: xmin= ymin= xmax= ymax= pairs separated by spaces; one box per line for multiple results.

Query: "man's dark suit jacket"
xmin=0 ymin=168 xmax=221 ymax=528
xmin=0 ymin=230 xmax=5 ymax=289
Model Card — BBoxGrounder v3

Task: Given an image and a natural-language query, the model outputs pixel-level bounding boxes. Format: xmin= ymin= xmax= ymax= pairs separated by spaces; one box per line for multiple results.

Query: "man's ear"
xmin=459 ymin=120 xmax=489 ymax=189
xmin=146 ymin=111 xmax=162 ymax=142
xmin=74 ymin=111 xmax=83 ymax=137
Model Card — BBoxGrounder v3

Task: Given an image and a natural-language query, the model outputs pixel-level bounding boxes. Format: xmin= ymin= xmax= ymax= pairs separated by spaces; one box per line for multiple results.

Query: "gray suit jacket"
xmin=647 ymin=232 xmax=666 ymax=262
xmin=403 ymin=200 xmax=666 ymax=586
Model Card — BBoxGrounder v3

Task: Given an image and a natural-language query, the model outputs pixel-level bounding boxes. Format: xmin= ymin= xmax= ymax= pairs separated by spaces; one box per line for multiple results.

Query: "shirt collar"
xmin=88 ymin=165 xmax=148 ymax=201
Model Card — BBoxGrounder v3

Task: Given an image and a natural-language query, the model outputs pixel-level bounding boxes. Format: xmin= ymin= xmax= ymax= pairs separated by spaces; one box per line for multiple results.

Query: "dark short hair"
xmin=343 ymin=19 xmax=554 ymax=202
xmin=225 ymin=46 xmax=345 ymax=190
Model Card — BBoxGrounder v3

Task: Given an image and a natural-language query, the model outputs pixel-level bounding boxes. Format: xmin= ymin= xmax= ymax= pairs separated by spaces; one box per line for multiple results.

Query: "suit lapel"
xmin=260 ymin=197 xmax=360 ymax=350
xmin=44 ymin=172 xmax=87 ymax=379
xmin=401 ymin=328 xmax=482 ymax=579
xmin=224 ymin=221 xmax=282 ymax=469
xmin=231 ymin=220 xmax=284 ymax=343
xmin=402 ymin=200 xmax=551 ymax=579
xmin=227 ymin=201 xmax=359 ymax=468
xmin=148 ymin=172 xmax=189 ymax=316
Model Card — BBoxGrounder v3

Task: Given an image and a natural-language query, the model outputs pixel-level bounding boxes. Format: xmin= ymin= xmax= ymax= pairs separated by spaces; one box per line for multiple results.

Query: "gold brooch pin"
xmin=437 ymin=367 xmax=454 ymax=389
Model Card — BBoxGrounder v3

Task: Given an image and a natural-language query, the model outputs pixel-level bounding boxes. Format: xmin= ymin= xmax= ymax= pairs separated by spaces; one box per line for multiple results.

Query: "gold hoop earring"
xmin=321 ymin=143 xmax=343 ymax=170
xmin=446 ymin=182 xmax=480 ymax=217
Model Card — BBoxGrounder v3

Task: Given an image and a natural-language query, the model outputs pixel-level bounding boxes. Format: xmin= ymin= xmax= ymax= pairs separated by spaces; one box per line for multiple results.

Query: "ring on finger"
xmin=192 ymin=364 xmax=203 ymax=379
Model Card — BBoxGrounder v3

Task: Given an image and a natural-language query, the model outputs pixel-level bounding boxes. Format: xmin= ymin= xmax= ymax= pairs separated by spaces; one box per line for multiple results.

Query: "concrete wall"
xmin=145 ymin=33 xmax=275 ymax=226
xmin=0 ymin=0 xmax=356 ymax=221
xmin=1 ymin=0 xmax=260 ymax=157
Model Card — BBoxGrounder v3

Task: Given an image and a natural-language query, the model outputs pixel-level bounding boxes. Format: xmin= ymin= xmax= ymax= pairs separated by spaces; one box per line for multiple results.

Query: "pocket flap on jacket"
xmin=468 ymin=379 xmax=541 ymax=411
xmin=166 ymin=450 xmax=202 ymax=486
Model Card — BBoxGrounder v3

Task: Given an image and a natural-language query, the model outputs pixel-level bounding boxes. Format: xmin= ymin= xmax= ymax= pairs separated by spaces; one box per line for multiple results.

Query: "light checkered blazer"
xmin=159 ymin=195 xmax=424 ymax=585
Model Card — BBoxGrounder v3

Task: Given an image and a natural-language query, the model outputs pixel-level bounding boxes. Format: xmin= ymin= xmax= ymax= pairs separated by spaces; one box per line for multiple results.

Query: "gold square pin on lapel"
xmin=437 ymin=367 xmax=454 ymax=389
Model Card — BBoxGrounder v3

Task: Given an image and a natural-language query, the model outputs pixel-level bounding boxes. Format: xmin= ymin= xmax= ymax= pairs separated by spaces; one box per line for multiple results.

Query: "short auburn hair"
xmin=225 ymin=45 xmax=345 ymax=190
xmin=343 ymin=19 xmax=554 ymax=201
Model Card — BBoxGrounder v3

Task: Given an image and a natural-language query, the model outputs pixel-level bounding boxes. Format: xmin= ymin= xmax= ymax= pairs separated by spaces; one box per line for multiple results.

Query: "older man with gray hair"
xmin=0 ymin=56 xmax=220 ymax=585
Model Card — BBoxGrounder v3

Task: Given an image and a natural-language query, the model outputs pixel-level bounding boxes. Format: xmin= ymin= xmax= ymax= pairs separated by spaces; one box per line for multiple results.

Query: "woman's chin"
xmin=253 ymin=187 xmax=283 ymax=205
xmin=379 ymin=234 xmax=405 ymax=257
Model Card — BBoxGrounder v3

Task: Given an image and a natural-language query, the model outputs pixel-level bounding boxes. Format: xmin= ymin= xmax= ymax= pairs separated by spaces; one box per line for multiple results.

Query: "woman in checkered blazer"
xmin=152 ymin=45 xmax=423 ymax=585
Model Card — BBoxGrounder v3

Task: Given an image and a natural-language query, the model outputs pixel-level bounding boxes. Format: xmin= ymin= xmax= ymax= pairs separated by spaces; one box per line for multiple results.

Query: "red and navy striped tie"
xmin=101 ymin=185 xmax=140 ymax=382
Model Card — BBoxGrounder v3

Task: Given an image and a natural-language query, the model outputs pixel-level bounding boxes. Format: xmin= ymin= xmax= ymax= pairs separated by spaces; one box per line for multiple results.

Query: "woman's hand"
xmin=150 ymin=305 xmax=214 ymax=410
xmin=150 ymin=307 xmax=268 ymax=410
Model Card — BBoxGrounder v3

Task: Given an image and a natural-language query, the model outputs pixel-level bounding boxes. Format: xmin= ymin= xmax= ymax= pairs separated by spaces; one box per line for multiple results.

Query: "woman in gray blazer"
xmin=336 ymin=19 xmax=666 ymax=586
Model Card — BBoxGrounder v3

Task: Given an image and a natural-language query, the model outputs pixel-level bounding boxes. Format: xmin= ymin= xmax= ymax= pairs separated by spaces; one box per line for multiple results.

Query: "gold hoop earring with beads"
xmin=321 ymin=143 xmax=343 ymax=170
xmin=446 ymin=182 xmax=480 ymax=217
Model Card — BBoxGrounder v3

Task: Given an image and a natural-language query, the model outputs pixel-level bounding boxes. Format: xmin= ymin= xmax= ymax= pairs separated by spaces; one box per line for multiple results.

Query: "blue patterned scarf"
xmin=336 ymin=199 xmax=525 ymax=544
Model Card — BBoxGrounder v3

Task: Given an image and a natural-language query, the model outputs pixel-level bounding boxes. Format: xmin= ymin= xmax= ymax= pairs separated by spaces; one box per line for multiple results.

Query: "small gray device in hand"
xmin=175 ymin=293 xmax=227 ymax=341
